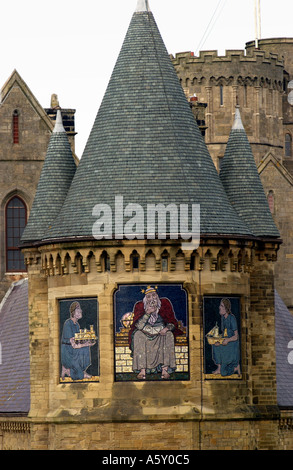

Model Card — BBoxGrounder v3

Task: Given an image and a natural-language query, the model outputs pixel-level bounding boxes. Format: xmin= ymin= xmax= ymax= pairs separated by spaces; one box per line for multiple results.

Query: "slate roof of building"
xmin=0 ymin=279 xmax=30 ymax=414
xmin=219 ymin=107 xmax=280 ymax=238
xmin=275 ymin=290 xmax=293 ymax=408
xmin=21 ymin=110 xmax=76 ymax=244
xmin=38 ymin=4 xmax=253 ymax=244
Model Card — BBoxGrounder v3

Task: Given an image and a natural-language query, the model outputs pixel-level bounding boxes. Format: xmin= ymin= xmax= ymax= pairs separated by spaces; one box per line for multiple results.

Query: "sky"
xmin=0 ymin=0 xmax=292 ymax=157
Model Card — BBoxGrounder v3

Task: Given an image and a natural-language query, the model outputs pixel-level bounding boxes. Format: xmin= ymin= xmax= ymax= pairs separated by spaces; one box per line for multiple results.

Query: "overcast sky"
xmin=0 ymin=0 xmax=292 ymax=157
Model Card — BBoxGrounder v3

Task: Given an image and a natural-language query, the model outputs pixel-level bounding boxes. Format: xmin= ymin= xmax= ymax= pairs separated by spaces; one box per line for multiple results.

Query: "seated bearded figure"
xmin=128 ymin=286 xmax=183 ymax=380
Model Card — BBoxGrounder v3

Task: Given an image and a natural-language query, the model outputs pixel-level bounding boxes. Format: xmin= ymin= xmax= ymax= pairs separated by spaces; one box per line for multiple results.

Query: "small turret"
xmin=219 ymin=106 xmax=280 ymax=238
xmin=21 ymin=110 xmax=77 ymax=245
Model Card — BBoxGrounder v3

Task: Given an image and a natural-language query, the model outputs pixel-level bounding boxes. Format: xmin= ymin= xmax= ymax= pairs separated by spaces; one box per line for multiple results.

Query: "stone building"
xmin=0 ymin=70 xmax=77 ymax=302
xmin=172 ymin=37 xmax=293 ymax=311
xmin=1 ymin=0 xmax=293 ymax=451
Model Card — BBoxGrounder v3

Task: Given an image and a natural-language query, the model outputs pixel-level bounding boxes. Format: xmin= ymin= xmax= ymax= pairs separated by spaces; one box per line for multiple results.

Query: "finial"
xmin=136 ymin=0 xmax=150 ymax=12
xmin=51 ymin=93 xmax=59 ymax=108
xmin=232 ymin=106 xmax=244 ymax=130
xmin=53 ymin=109 xmax=66 ymax=133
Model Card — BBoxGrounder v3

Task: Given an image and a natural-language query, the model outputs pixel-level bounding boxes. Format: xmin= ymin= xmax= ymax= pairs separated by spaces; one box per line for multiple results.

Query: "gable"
xmin=0 ymin=70 xmax=53 ymax=131
xmin=258 ymin=151 xmax=293 ymax=187
xmin=0 ymin=70 xmax=53 ymax=161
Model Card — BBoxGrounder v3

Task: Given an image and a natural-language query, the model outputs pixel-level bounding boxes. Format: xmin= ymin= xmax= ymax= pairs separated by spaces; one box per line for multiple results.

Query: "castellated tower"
xmin=19 ymin=1 xmax=282 ymax=450
xmin=172 ymin=38 xmax=293 ymax=313
xmin=172 ymin=47 xmax=285 ymax=170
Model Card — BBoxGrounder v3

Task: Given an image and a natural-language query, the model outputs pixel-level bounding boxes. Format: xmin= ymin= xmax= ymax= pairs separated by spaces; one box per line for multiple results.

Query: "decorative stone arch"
xmin=130 ymin=249 xmax=140 ymax=271
xmin=1 ymin=188 xmax=32 ymax=212
xmin=145 ymin=249 xmax=156 ymax=271
xmin=199 ymin=76 xmax=206 ymax=85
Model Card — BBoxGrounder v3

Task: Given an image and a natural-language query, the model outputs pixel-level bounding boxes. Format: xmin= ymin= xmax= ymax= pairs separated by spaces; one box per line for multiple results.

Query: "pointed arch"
xmin=5 ymin=195 xmax=27 ymax=272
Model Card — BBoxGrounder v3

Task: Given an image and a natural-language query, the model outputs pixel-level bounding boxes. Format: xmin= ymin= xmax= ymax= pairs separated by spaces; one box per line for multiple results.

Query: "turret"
xmin=21 ymin=110 xmax=76 ymax=245
xmin=219 ymin=106 xmax=280 ymax=238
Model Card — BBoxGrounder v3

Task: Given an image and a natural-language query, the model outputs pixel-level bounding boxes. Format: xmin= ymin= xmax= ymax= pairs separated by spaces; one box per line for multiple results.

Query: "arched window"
xmin=6 ymin=196 xmax=27 ymax=272
xmin=13 ymin=110 xmax=19 ymax=144
xmin=285 ymin=133 xmax=292 ymax=158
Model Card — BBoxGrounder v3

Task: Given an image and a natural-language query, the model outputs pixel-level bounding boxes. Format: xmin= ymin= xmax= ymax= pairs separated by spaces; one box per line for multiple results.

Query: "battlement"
xmin=171 ymin=48 xmax=284 ymax=69
xmin=172 ymin=47 xmax=284 ymax=90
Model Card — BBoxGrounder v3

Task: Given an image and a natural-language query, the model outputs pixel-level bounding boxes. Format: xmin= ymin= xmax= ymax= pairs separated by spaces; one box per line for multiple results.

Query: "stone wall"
xmin=0 ymin=76 xmax=52 ymax=300
xmin=172 ymin=41 xmax=293 ymax=312
xmin=0 ymin=74 xmax=77 ymax=301
xmin=172 ymin=48 xmax=284 ymax=168
xmin=8 ymin=238 xmax=290 ymax=450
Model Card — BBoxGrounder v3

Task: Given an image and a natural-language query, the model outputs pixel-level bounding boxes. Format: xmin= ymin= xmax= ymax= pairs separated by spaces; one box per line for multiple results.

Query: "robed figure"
xmin=128 ymin=286 xmax=183 ymax=380
xmin=61 ymin=301 xmax=95 ymax=380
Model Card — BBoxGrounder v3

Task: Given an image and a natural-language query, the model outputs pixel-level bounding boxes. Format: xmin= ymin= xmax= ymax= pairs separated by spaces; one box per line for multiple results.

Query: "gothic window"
xmin=13 ymin=110 xmax=19 ymax=144
xmin=285 ymin=133 xmax=292 ymax=158
xmin=5 ymin=196 xmax=27 ymax=272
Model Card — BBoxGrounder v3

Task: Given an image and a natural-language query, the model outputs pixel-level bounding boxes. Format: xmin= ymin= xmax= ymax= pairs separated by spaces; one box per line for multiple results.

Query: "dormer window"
xmin=13 ymin=110 xmax=19 ymax=144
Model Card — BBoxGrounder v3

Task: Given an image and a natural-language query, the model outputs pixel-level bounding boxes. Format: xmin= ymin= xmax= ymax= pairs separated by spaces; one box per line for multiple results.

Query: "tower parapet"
xmin=172 ymin=48 xmax=285 ymax=168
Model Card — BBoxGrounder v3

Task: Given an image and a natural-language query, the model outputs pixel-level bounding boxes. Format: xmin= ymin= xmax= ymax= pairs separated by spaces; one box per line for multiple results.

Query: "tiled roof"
xmin=43 ymin=8 xmax=252 ymax=242
xmin=21 ymin=110 xmax=76 ymax=244
xmin=0 ymin=279 xmax=30 ymax=414
xmin=275 ymin=290 xmax=293 ymax=407
xmin=219 ymin=107 xmax=280 ymax=238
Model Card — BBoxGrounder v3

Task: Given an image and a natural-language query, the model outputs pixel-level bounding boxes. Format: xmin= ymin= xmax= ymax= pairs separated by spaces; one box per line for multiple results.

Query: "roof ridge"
xmin=232 ymin=106 xmax=244 ymax=130
xmin=136 ymin=0 xmax=151 ymax=12
xmin=53 ymin=109 xmax=66 ymax=133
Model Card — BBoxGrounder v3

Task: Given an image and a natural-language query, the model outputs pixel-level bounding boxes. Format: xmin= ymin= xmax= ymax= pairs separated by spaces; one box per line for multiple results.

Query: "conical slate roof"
xmin=219 ymin=107 xmax=280 ymax=238
xmin=42 ymin=2 xmax=252 ymax=243
xmin=21 ymin=110 xmax=76 ymax=244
